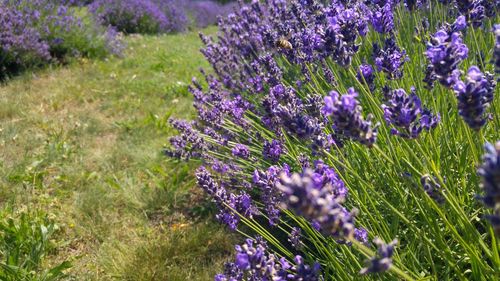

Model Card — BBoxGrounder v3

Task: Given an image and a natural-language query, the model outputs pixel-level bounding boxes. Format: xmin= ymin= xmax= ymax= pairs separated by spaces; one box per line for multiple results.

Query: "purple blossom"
xmin=374 ymin=37 xmax=408 ymax=80
xmin=452 ymin=15 xmax=467 ymax=32
xmin=196 ymin=166 xmax=257 ymax=230
xmin=371 ymin=2 xmax=394 ymax=34
xmin=357 ymin=64 xmax=375 ymax=91
xmin=289 ymin=227 xmax=303 ymax=250
xmin=232 ymin=143 xmax=250 ymax=159
xmin=216 ymin=238 xmax=321 ymax=280
xmin=478 ymin=141 xmax=500 ymax=235
xmin=277 ymin=169 xmax=357 ymax=240
xmin=89 ymin=0 xmax=188 ymax=34
xmin=424 ymin=29 xmax=468 ymax=88
xmin=360 ymin=238 xmax=398 ymax=274
xmin=453 ymin=66 xmax=496 ymax=130
xmin=253 ymin=165 xmax=290 ymax=225
xmin=263 ymin=139 xmax=283 ymax=163
xmin=382 ymin=88 xmax=440 ymax=138
xmin=323 ymin=88 xmax=379 ymax=147
xmin=354 ymin=228 xmax=369 ymax=244
xmin=494 ymin=24 xmax=500 ymax=76
xmin=456 ymin=0 xmax=486 ymax=28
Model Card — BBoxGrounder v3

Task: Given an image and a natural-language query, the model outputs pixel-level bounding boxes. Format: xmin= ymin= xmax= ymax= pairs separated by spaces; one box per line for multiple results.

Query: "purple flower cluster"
xmin=357 ymin=64 xmax=376 ymax=91
xmin=288 ymin=227 xmax=303 ymax=250
xmin=277 ymin=169 xmax=357 ymax=240
xmin=215 ymin=238 xmax=321 ymax=281
xmin=183 ymin=1 xmax=238 ymax=28
xmin=253 ymin=165 xmax=290 ymax=226
xmin=232 ymin=143 xmax=250 ymax=159
xmin=371 ymin=1 xmax=395 ymax=34
xmin=0 ymin=4 xmax=50 ymax=72
xmin=453 ymin=66 xmax=496 ymax=130
xmin=455 ymin=0 xmax=487 ymax=28
xmin=494 ymin=24 xmax=500 ymax=76
xmin=89 ymin=0 xmax=188 ymax=34
xmin=373 ymin=37 xmax=408 ymax=80
xmin=196 ymin=166 xmax=257 ymax=230
xmin=263 ymin=139 xmax=284 ymax=163
xmin=360 ymin=238 xmax=398 ymax=274
xmin=478 ymin=141 xmax=500 ymax=235
xmin=323 ymin=88 xmax=379 ymax=147
xmin=0 ymin=0 xmax=120 ymax=78
xmin=424 ymin=28 xmax=468 ymax=87
xmin=382 ymin=87 xmax=440 ymax=138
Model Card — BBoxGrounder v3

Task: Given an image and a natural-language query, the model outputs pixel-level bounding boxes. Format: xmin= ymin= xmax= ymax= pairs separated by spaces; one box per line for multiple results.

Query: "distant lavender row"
xmin=0 ymin=0 xmax=122 ymax=79
xmin=89 ymin=0 xmax=237 ymax=34
xmin=183 ymin=1 xmax=239 ymax=28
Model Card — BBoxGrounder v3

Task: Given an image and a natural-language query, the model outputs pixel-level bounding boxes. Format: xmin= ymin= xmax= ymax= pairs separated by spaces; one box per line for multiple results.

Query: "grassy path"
xmin=0 ymin=29 xmax=234 ymax=280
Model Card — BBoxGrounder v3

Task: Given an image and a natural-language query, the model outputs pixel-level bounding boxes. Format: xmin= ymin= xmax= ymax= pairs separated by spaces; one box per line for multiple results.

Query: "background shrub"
xmin=0 ymin=0 xmax=122 ymax=79
xmin=89 ymin=0 xmax=188 ymax=34
xmin=184 ymin=0 xmax=238 ymax=28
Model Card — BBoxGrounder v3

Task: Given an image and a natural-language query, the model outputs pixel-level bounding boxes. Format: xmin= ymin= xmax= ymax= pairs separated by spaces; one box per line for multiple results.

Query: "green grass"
xmin=0 ymin=28 xmax=236 ymax=280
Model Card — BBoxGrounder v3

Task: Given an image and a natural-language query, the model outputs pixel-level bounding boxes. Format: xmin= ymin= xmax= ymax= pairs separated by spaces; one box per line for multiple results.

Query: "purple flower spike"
xmin=357 ymin=64 xmax=376 ymax=91
xmin=478 ymin=141 xmax=500 ymax=235
xmin=289 ymin=227 xmax=303 ymax=250
xmin=277 ymin=169 xmax=357 ymax=240
xmin=323 ymin=88 xmax=379 ymax=147
xmin=373 ymin=37 xmax=408 ymax=80
xmin=216 ymin=238 xmax=321 ymax=280
xmin=457 ymin=0 xmax=486 ymax=28
xmin=360 ymin=238 xmax=398 ymax=274
xmin=232 ymin=143 xmax=250 ymax=159
xmin=453 ymin=66 xmax=496 ymax=130
xmin=371 ymin=2 xmax=394 ymax=34
xmin=424 ymin=29 xmax=468 ymax=88
xmin=382 ymin=88 xmax=440 ymax=139
xmin=494 ymin=25 xmax=500 ymax=76
xmin=196 ymin=167 xmax=257 ymax=230
xmin=263 ymin=139 xmax=283 ymax=162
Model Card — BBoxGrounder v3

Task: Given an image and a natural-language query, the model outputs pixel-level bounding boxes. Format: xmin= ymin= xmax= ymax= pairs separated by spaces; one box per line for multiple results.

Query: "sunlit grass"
xmin=0 ymin=27 xmax=233 ymax=280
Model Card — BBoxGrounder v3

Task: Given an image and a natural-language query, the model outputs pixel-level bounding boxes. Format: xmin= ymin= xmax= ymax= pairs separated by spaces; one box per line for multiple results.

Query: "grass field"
xmin=0 ymin=28 xmax=236 ymax=280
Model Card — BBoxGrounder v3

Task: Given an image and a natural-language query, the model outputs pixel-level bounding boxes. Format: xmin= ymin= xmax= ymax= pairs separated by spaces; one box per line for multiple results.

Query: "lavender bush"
xmin=89 ymin=0 xmax=189 ymax=34
xmin=0 ymin=0 xmax=122 ymax=79
xmin=168 ymin=0 xmax=500 ymax=280
xmin=183 ymin=1 xmax=238 ymax=28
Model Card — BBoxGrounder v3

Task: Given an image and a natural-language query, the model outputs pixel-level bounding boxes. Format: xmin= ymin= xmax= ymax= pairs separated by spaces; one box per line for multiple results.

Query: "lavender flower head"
xmin=196 ymin=166 xmax=256 ymax=230
xmin=425 ymin=29 xmax=468 ymax=87
xmin=456 ymin=0 xmax=486 ymax=28
xmin=277 ymin=169 xmax=357 ymax=239
xmin=453 ymin=66 xmax=496 ymax=130
xmin=357 ymin=64 xmax=376 ymax=91
xmin=494 ymin=24 xmax=500 ymax=76
xmin=253 ymin=165 xmax=291 ymax=225
xmin=323 ymin=88 xmax=379 ymax=147
xmin=371 ymin=2 xmax=394 ymax=34
xmin=354 ymin=227 xmax=369 ymax=244
xmin=289 ymin=227 xmax=303 ymax=250
xmin=263 ymin=139 xmax=283 ymax=162
xmin=360 ymin=238 xmax=398 ymax=274
xmin=216 ymin=238 xmax=321 ymax=280
xmin=382 ymin=88 xmax=440 ymax=138
xmin=232 ymin=143 xmax=250 ymax=159
xmin=478 ymin=141 xmax=500 ymax=235
xmin=373 ymin=37 xmax=408 ymax=80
